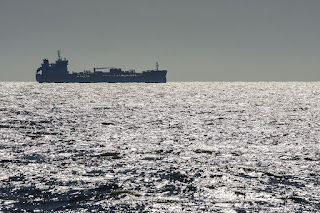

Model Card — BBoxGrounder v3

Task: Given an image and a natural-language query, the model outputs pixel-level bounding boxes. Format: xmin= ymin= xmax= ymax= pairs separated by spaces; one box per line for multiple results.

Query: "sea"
xmin=0 ymin=82 xmax=320 ymax=212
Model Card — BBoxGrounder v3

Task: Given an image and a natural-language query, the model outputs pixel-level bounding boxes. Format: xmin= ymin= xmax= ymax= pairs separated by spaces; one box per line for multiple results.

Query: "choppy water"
xmin=1 ymin=82 xmax=320 ymax=212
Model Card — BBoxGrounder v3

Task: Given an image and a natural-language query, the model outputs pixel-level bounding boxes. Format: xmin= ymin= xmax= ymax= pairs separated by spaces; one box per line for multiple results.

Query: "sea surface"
xmin=0 ymin=82 xmax=320 ymax=212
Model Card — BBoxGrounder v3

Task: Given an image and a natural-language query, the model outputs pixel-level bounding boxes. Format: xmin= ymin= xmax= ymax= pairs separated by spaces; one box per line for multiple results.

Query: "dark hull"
xmin=36 ymin=71 xmax=167 ymax=83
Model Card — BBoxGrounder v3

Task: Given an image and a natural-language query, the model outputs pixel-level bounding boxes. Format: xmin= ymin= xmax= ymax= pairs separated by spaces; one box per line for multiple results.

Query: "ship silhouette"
xmin=36 ymin=51 xmax=167 ymax=83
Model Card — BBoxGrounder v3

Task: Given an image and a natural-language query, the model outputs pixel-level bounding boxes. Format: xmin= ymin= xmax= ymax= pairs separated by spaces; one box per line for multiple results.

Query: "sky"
xmin=1 ymin=0 xmax=320 ymax=82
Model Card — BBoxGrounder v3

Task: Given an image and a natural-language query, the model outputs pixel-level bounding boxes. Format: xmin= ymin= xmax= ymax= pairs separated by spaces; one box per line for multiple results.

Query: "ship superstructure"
xmin=36 ymin=51 xmax=167 ymax=83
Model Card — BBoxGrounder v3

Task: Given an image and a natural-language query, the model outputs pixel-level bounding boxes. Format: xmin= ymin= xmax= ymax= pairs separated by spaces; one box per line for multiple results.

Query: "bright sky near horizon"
xmin=1 ymin=0 xmax=320 ymax=81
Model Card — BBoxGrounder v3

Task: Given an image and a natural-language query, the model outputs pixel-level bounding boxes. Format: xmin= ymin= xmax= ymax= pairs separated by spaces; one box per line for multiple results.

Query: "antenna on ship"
xmin=156 ymin=62 xmax=159 ymax=71
xmin=58 ymin=50 xmax=61 ymax=60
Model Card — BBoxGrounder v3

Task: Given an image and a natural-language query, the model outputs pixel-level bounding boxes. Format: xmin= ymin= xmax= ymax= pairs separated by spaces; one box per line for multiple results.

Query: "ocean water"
xmin=0 ymin=82 xmax=320 ymax=212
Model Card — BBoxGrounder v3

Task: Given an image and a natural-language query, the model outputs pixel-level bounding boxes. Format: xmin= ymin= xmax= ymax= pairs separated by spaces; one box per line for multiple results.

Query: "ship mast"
xmin=58 ymin=50 xmax=61 ymax=60
xmin=156 ymin=62 xmax=159 ymax=71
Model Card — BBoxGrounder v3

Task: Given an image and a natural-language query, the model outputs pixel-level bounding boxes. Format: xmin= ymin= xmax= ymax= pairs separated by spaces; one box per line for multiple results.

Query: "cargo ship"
xmin=36 ymin=51 xmax=167 ymax=83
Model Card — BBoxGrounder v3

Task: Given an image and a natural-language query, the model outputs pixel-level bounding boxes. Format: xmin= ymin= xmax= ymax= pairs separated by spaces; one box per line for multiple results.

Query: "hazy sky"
xmin=1 ymin=0 xmax=320 ymax=81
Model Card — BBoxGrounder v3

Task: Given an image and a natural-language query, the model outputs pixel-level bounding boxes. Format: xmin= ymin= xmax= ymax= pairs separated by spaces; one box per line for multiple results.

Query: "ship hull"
xmin=36 ymin=71 xmax=167 ymax=83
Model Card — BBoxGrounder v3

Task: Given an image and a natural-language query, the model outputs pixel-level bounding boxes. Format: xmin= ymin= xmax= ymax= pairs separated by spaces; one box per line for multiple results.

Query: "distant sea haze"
xmin=0 ymin=82 xmax=319 ymax=212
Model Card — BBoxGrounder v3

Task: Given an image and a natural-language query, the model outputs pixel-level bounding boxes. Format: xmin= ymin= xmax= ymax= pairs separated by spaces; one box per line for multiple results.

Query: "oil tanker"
xmin=36 ymin=51 xmax=167 ymax=83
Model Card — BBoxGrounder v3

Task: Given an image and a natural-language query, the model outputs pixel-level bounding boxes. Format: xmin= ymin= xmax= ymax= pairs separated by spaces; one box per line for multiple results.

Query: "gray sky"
xmin=1 ymin=0 xmax=320 ymax=81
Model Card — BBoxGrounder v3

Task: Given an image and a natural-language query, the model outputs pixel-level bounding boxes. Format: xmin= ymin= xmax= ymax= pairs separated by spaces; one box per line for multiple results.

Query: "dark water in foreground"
xmin=0 ymin=82 xmax=320 ymax=212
